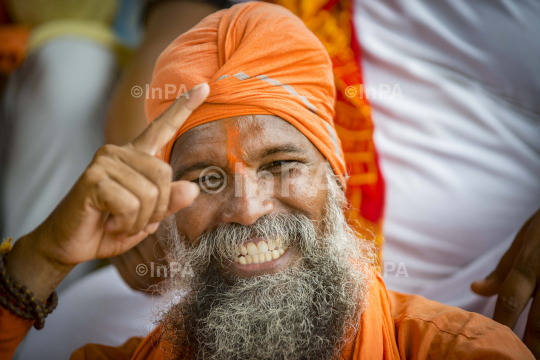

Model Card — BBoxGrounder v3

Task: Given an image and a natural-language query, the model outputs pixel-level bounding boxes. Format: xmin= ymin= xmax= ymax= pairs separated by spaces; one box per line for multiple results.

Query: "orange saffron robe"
xmin=0 ymin=274 xmax=533 ymax=360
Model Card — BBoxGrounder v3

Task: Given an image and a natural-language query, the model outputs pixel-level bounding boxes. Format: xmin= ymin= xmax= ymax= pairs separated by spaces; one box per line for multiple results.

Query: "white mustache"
xmin=178 ymin=212 xmax=315 ymax=269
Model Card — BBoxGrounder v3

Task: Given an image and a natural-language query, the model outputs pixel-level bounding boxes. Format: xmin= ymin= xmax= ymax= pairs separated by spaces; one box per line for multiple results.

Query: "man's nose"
xmin=221 ymin=173 xmax=274 ymax=225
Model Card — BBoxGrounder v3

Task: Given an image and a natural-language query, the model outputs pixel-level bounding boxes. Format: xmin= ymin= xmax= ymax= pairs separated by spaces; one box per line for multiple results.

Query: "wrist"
xmin=5 ymin=233 xmax=73 ymax=302
xmin=31 ymin=220 xmax=76 ymax=271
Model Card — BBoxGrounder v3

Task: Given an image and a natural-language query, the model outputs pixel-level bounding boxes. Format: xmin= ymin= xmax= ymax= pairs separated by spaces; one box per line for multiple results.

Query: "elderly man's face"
xmin=162 ymin=115 xmax=370 ymax=360
xmin=169 ymin=114 xmax=330 ymax=277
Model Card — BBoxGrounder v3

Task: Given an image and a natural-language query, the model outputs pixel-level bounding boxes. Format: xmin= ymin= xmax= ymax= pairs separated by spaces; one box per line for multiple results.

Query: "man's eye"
xmin=194 ymin=174 xmax=224 ymax=191
xmin=263 ymin=160 xmax=297 ymax=174
xmin=269 ymin=160 xmax=294 ymax=168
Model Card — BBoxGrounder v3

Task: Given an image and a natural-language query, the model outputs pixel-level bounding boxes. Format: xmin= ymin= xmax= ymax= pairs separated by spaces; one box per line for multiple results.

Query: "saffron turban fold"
xmin=145 ymin=1 xmax=347 ymax=184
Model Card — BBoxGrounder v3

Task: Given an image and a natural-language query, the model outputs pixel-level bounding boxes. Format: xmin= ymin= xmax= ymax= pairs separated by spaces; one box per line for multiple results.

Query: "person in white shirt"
xmin=355 ymin=0 xmax=540 ymax=354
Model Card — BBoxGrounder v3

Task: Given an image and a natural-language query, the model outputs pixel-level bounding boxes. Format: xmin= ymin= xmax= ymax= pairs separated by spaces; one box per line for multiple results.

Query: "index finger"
xmin=130 ymin=83 xmax=209 ymax=155
xmin=493 ymin=267 xmax=535 ymax=329
xmin=493 ymin=235 xmax=540 ymax=328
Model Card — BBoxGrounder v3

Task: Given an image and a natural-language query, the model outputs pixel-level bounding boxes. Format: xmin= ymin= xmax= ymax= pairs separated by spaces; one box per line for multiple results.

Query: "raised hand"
xmin=5 ymin=83 xmax=209 ymax=300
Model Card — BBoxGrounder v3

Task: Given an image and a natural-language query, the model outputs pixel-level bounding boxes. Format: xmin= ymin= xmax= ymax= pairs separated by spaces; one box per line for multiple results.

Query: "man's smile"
xmin=227 ymin=237 xmax=293 ymax=277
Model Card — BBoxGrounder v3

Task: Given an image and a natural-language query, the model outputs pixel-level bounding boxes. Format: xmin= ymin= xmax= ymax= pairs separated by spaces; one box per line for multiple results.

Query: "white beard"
xmin=156 ymin=171 xmax=375 ymax=360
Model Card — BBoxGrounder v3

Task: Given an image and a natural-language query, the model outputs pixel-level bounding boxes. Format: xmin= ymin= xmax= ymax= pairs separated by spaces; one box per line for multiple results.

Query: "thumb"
xmin=471 ymin=269 xmax=506 ymax=296
xmin=166 ymin=181 xmax=200 ymax=215
xmin=471 ymin=228 xmax=527 ymax=296
xmin=472 ymin=216 xmax=532 ymax=296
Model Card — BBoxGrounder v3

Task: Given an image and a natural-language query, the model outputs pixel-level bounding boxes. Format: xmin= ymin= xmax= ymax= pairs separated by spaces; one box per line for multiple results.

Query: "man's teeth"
xmin=258 ymin=241 xmax=268 ymax=253
xmin=233 ymin=239 xmax=287 ymax=265
xmin=247 ymin=243 xmax=257 ymax=255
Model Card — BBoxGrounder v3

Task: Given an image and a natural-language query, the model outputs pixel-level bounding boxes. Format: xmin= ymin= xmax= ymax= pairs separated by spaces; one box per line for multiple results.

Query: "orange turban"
xmin=145 ymin=1 xmax=347 ymax=184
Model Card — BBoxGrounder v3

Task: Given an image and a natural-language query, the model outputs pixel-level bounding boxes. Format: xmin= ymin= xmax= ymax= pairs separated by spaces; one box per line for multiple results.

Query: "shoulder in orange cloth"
xmin=145 ymin=1 xmax=347 ymax=186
